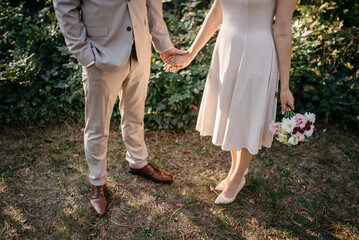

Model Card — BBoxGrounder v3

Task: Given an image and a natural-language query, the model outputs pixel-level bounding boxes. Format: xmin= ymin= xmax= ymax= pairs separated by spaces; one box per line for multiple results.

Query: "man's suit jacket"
xmin=53 ymin=0 xmax=173 ymax=71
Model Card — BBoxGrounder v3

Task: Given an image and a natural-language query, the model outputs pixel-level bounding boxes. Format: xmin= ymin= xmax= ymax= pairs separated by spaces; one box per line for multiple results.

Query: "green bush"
xmin=0 ymin=1 xmax=83 ymax=124
xmin=145 ymin=0 xmax=214 ymax=129
xmin=0 ymin=0 xmax=358 ymax=129
xmin=290 ymin=0 xmax=358 ymax=128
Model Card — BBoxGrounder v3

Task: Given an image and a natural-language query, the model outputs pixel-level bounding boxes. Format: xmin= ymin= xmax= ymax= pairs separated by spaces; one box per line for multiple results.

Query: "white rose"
xmin=305 ymin=112 xmax=316 ymax=123
xmin=288 ymin=136 xmax=298 ymax=145
xmin=281 ymin=117 xmax=295 ymax=134
xmin=304 ymin=125 xmax=314 ymax=137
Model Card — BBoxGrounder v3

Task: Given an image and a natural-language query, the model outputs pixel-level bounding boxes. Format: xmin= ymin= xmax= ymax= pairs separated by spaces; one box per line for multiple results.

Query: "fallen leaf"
xmin=176 ymin=162 xmax=184 ymax=168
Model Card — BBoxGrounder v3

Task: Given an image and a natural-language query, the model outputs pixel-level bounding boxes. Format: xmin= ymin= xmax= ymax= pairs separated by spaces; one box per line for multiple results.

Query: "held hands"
xmin=164 ymin=52 xmax=194 ymax=72
xmin=160 ymin=47 xmax=189 ymax=72
xmin=280 ymin=88 xmax=295 ymax=114
xmin=160 ymin=47 xmax=194 ymax=72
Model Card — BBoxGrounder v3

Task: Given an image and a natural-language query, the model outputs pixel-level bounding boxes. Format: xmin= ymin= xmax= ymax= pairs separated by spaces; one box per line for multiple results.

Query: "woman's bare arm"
xmin=273 ymin=0 xmax=297 ymax=113
xmin=165 ymin=0 xmax=223 ymax=70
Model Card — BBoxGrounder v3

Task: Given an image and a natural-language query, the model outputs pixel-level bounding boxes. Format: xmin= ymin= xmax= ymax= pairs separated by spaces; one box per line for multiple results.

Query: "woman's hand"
xmin=164 ymin=52 xmax=195 ymax=72
xmin=280 ymin=88 xmax=295 ymax=114
xmin=160 ymin=47 xmax=188 ymax=64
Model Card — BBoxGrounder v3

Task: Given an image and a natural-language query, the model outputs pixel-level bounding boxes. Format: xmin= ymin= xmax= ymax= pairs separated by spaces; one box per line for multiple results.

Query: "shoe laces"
xmin=92 ymin=186 xmax=104 ymax=198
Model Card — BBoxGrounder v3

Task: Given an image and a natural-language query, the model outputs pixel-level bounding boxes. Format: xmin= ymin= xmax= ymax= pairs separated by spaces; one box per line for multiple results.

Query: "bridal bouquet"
xmin=269 ymin=110 xmax=316 ymax=146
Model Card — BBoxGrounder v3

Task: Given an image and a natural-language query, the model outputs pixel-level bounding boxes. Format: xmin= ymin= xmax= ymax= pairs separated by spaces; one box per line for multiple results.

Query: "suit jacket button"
xmin=127 ymin=26 xmax=132 ymax=31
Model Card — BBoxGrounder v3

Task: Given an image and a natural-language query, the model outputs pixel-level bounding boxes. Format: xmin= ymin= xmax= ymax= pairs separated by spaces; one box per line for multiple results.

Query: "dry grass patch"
xmin=0 ymin=121 xmax=358 ymax=239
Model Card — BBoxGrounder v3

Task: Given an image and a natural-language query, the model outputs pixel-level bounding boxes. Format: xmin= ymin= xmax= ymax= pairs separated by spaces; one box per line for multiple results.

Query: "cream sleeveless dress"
xmin=196 ymin=0 xmax=279 ymax=155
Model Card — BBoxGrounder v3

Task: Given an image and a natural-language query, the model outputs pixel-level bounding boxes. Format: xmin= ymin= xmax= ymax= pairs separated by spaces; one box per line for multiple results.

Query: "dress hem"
xmin=196 ymin=129 xmax=272 ymax=155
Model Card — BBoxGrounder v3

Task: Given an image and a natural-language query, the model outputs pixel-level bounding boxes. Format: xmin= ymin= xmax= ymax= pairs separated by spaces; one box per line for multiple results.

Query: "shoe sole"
xmin=129 ymin=170 xmax=173 ymax=184
xmin=214 ymin=177 xmax=246 ymax=204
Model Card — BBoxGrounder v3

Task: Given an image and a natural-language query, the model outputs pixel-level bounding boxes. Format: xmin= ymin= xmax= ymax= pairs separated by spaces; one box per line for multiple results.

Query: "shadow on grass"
xmin=0 ymin=121 xmax=358 ymax=239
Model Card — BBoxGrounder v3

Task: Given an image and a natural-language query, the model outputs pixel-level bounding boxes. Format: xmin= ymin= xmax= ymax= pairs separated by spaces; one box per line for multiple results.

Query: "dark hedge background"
xmin=0 ymin=0 xmax=358 ymax=129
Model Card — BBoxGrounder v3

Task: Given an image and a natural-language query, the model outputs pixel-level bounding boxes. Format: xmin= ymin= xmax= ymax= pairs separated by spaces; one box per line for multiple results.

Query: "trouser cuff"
xmin=89 ymin=176 xmax=107 ymax=186
xmin=126 ymin=152 xmax=148 ymax=169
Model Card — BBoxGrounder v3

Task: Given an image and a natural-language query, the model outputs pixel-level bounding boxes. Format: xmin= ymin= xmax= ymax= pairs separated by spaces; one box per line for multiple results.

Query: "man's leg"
xmin=83 ymin=65 xmax=129 ymax=185
xmin=119 ymin=49 xmax=173 ymax=183
xmin=83 ymin=64 xmax=130 ymax=185
xmin=82 ymin=62 xmax=130 ymax=215
xmin=119 ymin=50 xmax=150 ymax=169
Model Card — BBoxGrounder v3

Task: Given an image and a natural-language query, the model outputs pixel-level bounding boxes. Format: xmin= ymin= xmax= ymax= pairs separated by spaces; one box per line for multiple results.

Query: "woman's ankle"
xmin=227 ymin=175 xmax=243 ymax=186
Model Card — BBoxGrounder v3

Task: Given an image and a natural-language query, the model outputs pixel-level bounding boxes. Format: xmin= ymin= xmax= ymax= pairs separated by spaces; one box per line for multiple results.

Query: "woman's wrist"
xmin=280 ymin=83 xmax=290 ymax=92
xmin=188 ymin=47 xmax=198 ymax=60
xmin=280 ymin=87 xmax=290 ymax=93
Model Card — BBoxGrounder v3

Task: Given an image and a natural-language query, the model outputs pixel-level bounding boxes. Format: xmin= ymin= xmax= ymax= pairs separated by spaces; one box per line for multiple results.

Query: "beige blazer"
xmin=53 ymin=0 xmax=173 ymax=71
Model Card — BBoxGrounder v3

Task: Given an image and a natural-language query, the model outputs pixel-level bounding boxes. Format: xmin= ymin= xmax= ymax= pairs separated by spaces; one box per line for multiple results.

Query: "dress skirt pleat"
xmin=196 ymin=0 xmax=279 ymax=155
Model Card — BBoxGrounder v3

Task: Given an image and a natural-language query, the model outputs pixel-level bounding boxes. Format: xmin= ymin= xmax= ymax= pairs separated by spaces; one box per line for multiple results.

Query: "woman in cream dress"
xmin=166 ymin=0 xmax=297 ymax=204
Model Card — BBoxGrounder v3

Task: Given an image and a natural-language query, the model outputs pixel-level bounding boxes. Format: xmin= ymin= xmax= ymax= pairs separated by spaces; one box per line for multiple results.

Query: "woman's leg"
xmin=215 ymin=151 xmax=237 ymax=190
xmin=225 ymin=151 xmax=237 ymax=180
xmin=222 ymin=148 xmax=253 ymax=198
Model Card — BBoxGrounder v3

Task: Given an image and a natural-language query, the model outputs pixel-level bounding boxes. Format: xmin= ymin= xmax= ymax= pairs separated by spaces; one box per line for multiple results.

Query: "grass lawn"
xmin=1 ymin=121 xmax=358 ymax=239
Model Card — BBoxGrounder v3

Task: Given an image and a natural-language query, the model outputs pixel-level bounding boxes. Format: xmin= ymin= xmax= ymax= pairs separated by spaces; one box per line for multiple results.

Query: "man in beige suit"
xmin=53 ymin=0 xmax=186 ymax=216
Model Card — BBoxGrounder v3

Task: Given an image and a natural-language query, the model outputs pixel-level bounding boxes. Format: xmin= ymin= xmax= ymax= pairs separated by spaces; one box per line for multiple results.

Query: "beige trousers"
xmin=82 ymin=47 xmax=151 ymax=186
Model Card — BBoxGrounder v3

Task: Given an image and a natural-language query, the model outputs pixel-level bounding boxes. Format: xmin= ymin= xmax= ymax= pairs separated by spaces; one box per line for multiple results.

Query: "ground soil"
xmin=1 ymin=121 xmax=358 ymax=239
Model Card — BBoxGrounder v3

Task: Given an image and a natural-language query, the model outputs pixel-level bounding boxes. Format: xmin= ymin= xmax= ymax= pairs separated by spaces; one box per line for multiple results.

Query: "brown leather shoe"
xmin=130 ymin=163 xmax=173 ymax=183
xmin=90 ymin=185 xmax=108 ymax=216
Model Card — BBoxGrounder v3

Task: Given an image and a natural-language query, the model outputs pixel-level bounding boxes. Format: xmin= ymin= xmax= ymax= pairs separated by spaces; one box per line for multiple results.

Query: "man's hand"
xmin=160 ymin=47 xmax=188 ymax=66
xmin=164 ymin=51 xmax=195 ymax=72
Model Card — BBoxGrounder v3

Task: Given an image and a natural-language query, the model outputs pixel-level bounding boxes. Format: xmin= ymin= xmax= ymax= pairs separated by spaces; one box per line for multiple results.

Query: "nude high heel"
xmin=215 ymin=167 xmax=248 ymax=191
xmin=214 ymin=176 xmax=246 ymax=204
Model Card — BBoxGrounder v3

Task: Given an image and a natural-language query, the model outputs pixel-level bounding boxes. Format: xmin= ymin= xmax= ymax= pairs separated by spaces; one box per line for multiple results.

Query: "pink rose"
xmin=295 ymin=113 xmax=307 ymax=129
xmin=298 ymin=133 xmax=305 ymax=142
xmin=269 ymin=121 xmax=281 ymax=134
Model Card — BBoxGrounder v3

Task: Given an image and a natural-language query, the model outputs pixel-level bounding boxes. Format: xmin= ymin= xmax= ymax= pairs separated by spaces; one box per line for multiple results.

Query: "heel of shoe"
xmin=129 ymin=170 xmax=140 ymax=175
xmin=215 ymin=179 xmax=227 ymax=191
xmin=244 ymin=167 xmax=249 ymax=176
xmin=214 ymin=177 xmax=246 ymax=204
